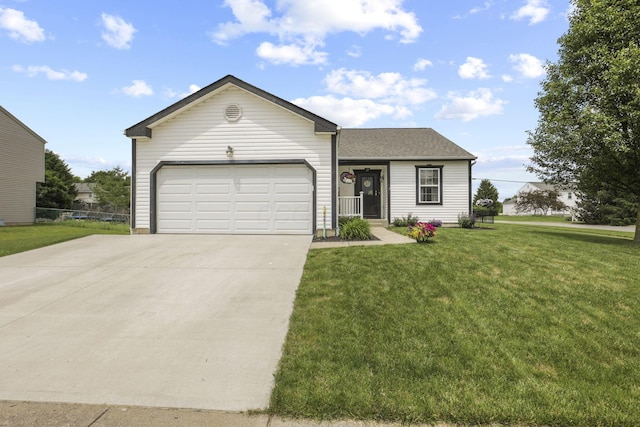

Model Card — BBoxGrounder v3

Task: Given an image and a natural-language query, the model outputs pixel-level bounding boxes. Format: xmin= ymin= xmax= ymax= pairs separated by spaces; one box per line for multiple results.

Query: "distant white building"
xmin=502 ymin=182 xmax=578 ymax=217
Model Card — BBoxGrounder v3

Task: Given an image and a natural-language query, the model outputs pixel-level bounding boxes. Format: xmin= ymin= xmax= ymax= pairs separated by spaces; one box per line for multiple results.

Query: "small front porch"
xmin=338 ymin=163 xmax=389 ymax=221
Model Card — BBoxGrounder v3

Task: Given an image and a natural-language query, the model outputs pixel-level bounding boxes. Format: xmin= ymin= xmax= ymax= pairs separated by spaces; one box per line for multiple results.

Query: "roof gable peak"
xmin=125 ymin=75 xmax=337 ymax=138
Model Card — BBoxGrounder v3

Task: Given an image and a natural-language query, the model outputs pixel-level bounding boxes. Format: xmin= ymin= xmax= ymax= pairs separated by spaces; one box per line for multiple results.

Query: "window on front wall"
xmin=416 ymin=166 xmax=443 ymax=204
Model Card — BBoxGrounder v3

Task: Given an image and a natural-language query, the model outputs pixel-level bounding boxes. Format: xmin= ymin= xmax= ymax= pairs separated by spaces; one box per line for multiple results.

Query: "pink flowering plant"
xmin=407 ymin=221 xmax=437 ymax=243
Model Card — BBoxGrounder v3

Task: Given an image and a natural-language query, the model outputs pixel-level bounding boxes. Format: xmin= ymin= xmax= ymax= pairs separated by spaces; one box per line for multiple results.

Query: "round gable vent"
xmin=224 ymin=104 xmax=242 ymax=122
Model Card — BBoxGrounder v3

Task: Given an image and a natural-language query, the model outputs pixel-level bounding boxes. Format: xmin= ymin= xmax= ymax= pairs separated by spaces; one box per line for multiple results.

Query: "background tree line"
xmin=37 ymin=150 xmax=130 ymax=213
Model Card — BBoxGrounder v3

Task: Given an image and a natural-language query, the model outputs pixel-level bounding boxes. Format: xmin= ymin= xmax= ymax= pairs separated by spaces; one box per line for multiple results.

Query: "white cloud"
xmin=469 ymin=1 xmax=494 ymax=15
xmin=290 ymin=67 xmax=436 ymax=126
xmin=121 ymin=80 xmax=153 ymax=97
xmin=0 ymin=8 xmax=45 ymax=43
xmin=292 ymin=95 xmax=410 ymax=127
xmin=509 ymin=53 xmax=545 ymax=78
xmin=164 ymin=84 xmax=201 ymax=99
xmin=502 ymin=74 xmax=514 ymax=83
xmin=458 ymin=57 xmax=490 ymax=80
xmin=413 ymin=58 xmax=433 ymax=71
xmin=256 ymin=41 xmax=328 ymax=65
xmin=435 ymin=88 xmax=506 ymax=122
xmin=325 ymin=68 xmax=436 ymax=105
xmin=212 ymin=0 xmax=276 ymax=44
xmin=347 ymin=45 xmax=361 ymax=58
xmin=101 ymin=13 xmax=136 ymax=49
xmin=510 ymin=0 xmax=550 ymax=25
xmin=211 ymin=0 xmax=422 ymax=65
xmin=13 ymin=65 xmax=87 ymax=82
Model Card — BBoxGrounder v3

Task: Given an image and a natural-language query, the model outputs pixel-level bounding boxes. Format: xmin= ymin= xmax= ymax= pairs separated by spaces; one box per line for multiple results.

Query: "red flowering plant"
xmin=407 ymin=221 xmax=437 ymax=243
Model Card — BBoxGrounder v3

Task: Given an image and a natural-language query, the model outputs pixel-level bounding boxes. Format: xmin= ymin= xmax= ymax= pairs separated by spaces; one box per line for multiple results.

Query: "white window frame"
xmin=416 ymin=166 xmax=443 ymax=205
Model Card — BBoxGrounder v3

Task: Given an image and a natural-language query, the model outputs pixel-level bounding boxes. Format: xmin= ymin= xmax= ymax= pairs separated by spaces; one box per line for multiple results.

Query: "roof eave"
xmin=340 ymin=156 xmax=478 ymax=161
xmin=124 ymin=74 xmax=338 ymax=138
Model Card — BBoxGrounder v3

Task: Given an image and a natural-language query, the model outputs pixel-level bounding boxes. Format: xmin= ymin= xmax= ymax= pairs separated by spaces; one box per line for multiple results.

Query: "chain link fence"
xmin=36 ymin=207 xmax=130 ymax=224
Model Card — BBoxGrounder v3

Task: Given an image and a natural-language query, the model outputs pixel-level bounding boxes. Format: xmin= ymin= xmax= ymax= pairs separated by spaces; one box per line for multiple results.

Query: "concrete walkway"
xmin=310 ymin=226 xmax=415 ymax=249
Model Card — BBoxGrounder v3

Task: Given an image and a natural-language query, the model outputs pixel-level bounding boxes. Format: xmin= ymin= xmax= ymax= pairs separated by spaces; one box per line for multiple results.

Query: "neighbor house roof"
xmin=338 ymin=128 xmax=477 ymax=160
xmin=74 ymin=183 xmax=95 ymax=193
xmin=525 ymin=182 xmax=576 ymax=192
xmin=0 ymin=105 xmax=47 ymax=146
xmin=125 ymin=74 xmax=338 ymax=138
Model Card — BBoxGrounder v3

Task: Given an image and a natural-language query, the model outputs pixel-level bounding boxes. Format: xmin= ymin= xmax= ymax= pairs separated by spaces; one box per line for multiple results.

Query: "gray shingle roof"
xmin=338 ymin=128 xmax=476 ymax=160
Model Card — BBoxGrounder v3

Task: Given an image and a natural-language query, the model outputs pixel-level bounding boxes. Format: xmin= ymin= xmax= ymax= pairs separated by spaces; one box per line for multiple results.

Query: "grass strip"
xmin=0 ymin=221 xmax=129 ymax=257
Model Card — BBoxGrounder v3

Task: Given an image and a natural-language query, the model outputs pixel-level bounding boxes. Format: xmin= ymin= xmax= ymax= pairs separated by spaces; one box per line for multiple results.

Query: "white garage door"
xmin=156 ymin=164 xmax=313 ymax=234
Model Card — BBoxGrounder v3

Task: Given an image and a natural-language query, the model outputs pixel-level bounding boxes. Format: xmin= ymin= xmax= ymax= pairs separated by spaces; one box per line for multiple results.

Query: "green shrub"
xmin=340 ymin=217 xmax=372 ymax=240
xmin=392 ymin=213 xmax=419 ymax=227
xmin=339 ymin=216 xmax=359 ymax=227
xmin=458 ymin=212 xmax=476 ymax=229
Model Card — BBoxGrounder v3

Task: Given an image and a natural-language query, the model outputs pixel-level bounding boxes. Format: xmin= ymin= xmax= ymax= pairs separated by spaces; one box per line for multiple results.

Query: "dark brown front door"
xmin=355 ymin=170 xmax=381 ymax=218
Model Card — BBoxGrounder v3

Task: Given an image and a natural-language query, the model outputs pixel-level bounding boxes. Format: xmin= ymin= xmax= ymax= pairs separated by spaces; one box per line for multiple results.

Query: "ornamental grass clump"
xmin=340 ymin=217 xmax=372 ymax=240
xmin=407 ymin=221 xmax=437 ymax=242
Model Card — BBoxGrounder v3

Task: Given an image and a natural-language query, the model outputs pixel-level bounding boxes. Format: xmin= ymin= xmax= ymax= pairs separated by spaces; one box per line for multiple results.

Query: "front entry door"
xmin=355 ymin=170 xmax=381 ymax=219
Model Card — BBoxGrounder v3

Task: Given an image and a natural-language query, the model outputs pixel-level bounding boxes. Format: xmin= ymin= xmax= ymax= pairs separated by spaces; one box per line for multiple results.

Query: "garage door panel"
xmin=157 ymin=219 xmax=193 ymax=232
xmin=275 ymin=183 xmax=310 ymax=194
xmin=195 ymin=167 xmax=231 ymax=178
xmin=235 ymin=220 xmax=270 ymax=231
xmin=236 ymin=183 xmax=270 ymax=195
xmin=159 ymin=184 xmax=192 ymax=195
xmin=196 ymin=183 xmax=230 ymax=195
xmin=157 ymin=164 xmax=313 ymax=234
xmin=160 ymin=202 xmax=193 ymax=213
xmin=195 ymin=220 xmax=231 ymax=230
xmin=235 ymin=201 xmax=270 ymax=212
xmin=196 ymin=202 xmax=231 ymax=212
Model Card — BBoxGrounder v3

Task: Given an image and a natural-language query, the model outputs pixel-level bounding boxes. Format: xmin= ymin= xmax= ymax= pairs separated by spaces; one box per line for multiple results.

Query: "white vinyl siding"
xmin=134 ymin=85 xmax=332 ymax=233
xmin=0 ymin=108 xmax=45 ymax=225
xmin=390 ymin=160 xmax=470 ymax=224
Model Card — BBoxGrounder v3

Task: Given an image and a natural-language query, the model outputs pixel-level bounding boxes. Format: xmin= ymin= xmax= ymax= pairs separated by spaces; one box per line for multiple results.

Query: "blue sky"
xmin=1 ymin=0 xmax=570 ymax=200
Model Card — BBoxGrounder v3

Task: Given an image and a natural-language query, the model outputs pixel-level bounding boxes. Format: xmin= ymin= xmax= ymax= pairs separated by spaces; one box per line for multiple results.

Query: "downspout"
xmin=469 ymin=159 xmax=477 ymax=214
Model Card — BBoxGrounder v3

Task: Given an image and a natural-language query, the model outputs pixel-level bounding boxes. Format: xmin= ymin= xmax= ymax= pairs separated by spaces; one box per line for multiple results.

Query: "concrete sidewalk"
xmin=0 ymin=401 xmax=416 ymax=427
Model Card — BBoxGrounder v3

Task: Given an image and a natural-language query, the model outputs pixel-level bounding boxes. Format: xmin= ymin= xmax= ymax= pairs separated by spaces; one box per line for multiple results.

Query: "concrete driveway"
xmin=0 ymin=234 xmax=311 ymax=411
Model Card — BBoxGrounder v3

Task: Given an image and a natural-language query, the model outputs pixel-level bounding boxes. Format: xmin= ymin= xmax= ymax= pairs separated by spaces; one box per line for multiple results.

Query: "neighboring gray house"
xmin=125 ymin=75 xmax=476 ymax=236
xmin=502 ymin=182 xmax=578 ymax=216
xmin=74 ymin=183 xmax=98 ymax=209
xmin=0 ymin=106 xmax=46 ymax=225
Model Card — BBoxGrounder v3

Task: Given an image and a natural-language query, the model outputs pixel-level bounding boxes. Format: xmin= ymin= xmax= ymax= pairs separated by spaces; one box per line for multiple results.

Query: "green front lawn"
xmin=270 ymin=224 xmax=640 ymax=426
xmin=0 ymin=221 xmax=129 ymax=257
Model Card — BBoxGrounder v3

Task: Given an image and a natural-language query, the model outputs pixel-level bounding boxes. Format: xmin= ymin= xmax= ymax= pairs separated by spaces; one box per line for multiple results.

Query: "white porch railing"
xmin=338 ymin=191 xmax=363 ymax=218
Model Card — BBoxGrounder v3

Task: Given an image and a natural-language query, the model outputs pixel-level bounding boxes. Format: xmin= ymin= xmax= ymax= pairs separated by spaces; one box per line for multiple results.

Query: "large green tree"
xmin=527 ymin=0 xmax=640 ymax=242
xmin=473 ymin=179 xmax=501 ymax=215
xmin=36 ymin=150 xmax=78 ymax=209
xmin=85 ymin=166 xmax=130 ymax=212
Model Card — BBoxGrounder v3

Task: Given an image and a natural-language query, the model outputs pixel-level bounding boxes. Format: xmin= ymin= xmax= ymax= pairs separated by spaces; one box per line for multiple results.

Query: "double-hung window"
xmin=416 ymin=166 xmax=443 ymax=204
